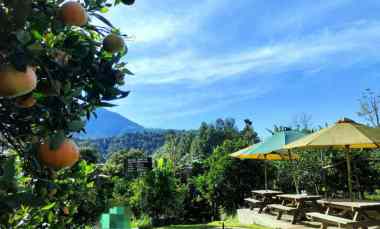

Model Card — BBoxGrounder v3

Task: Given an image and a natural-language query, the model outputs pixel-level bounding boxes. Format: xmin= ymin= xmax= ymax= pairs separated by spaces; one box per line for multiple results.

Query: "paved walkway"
xmin=238 ymin=208 xmax=380 ymax=229
xmin=237 ymin=208 xmax=380 ymax=229
xmin=238 ymin=208 xmax=319 ymax=229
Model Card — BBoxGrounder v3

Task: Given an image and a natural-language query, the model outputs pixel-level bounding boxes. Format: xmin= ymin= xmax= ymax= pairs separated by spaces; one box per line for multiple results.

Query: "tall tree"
xmin=241 ymin=119 xmax=260 ymax=144
xmin=292 ymin=113 xmax=313 ymax=131
xmin=358 ymin=88 xmax=380 ymax=127
xmin=104 ymin=148 xmax=145 ymax=176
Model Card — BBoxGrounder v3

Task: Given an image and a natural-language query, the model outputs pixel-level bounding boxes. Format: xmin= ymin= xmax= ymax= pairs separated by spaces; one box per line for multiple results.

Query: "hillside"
xmin=79 ymin=108 xmax=145 ymax=139
xmin=78 ymin=131 xmax=167 ymax=159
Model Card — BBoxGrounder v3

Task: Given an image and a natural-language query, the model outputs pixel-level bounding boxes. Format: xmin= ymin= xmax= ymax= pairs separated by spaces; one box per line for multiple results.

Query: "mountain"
xmin=79 ymin=108 xmax=144 ymax=139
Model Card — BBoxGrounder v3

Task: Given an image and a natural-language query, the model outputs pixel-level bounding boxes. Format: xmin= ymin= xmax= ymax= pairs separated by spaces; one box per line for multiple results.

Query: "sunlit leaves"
xmin=41 ymin=202 xmax=56 ymax=211
xmin=0 ymin=0 xmax=134 ymax=226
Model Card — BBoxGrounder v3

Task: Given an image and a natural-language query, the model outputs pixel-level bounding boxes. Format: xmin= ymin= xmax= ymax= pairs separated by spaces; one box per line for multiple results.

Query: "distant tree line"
xmin=77 ymin=131 xmax=168 ymax=160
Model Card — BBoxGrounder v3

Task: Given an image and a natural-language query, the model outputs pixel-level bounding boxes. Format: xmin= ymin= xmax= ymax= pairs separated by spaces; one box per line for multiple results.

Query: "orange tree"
xmin=0 ymin=0 xmax=133 ymax=227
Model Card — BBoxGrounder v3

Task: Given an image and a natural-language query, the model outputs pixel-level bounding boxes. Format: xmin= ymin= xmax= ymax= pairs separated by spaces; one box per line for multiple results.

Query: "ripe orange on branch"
xmin=0 ymin=65 xmax=37 ymax=98
xmin=103 ymin=34 xmax=125 ymax=53
xmin=15 ymin=94 xmax=36 ymax=108
xmin=59 ymin=1 xmax=88 ymax=26
xmin=38 ymin=139 xmax=80 ymax=169
xmin=63 ymin=207 xmax=70 ymax=216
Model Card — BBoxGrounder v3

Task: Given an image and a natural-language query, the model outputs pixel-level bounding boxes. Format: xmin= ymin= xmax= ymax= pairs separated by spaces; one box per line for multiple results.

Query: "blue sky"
xmin=103 ymin=0 xmax=380 ymax=137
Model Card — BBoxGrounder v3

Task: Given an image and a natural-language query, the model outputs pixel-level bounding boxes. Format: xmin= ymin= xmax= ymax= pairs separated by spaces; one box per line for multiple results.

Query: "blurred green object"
xmin=100 ymin=207 xmax=131 ymax=229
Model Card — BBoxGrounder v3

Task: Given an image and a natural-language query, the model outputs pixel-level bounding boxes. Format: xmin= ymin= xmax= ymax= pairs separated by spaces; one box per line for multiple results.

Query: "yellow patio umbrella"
xmin=285 ymin=118 xmax=380 ymax=200
xmin=230 ymin=130 xmax=304 ymax=190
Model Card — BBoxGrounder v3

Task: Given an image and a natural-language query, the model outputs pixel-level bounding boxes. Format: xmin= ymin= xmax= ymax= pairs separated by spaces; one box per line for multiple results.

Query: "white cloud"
xmin=111 ymin=84 xmax=271 ymax=122
xmin=257 ymin=0 xmax=353 ymax=34
xmin=108 ymin=0 xmax=225 ymax=45
xmin=127 ymin=20 xmax=380 ymax=85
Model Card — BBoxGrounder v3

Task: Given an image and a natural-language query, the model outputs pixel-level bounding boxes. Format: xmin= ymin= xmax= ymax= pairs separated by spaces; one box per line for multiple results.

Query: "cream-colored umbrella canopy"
xmin=285 ymin=118 xmax=380 ymax=199
xmin=285 ymin=118 xmax=380 ymax=149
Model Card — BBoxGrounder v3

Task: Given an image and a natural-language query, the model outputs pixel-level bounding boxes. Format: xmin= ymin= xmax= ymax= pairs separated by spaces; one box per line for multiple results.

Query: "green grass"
xmin=365 ymin=189 xmax=380 ymax=201
xmin=155 ymin=224 xmax=215 ymax=229
xmin=156 ymin=223 xmax=267 ymax=229
xmin=155 ymin=215 xmax=269 ymax=229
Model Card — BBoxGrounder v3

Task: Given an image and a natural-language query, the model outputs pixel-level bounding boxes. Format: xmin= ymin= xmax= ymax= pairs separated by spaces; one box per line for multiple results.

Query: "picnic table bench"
xmin=250 ymin=190 xmax=283 ymax=213
xmin=269 ymin=194 xmax=321 ymax=224
xmin=306 ymin=200 xmax=380 ymax=229
xmin=267 ymin=204 xmax=297 ymax=220
xmin=244 ymin=198 xmax=264 ymax=210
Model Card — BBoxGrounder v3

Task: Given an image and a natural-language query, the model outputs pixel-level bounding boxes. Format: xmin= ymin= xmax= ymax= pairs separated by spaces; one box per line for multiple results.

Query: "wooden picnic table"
xmin=252 ymin=190 xmax=284 ymax=197
xmin=270 ymin=194 xmax=322 ymax=224
xmin=313 ymin=199 xmax=380 ymax=228
xmin=250 ymin=190 xmax=283 ymax=213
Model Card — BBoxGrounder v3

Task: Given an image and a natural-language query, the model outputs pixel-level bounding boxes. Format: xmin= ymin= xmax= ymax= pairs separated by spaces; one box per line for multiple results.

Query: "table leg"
xmin=352 ymin=210 xmax=369 ymax=229
xmin=292 ymin=202 xmax=302 ymax=224
xmin=260 ymin=196 xmax=270 ymax=214
xmin=353 ymin=211 xmax=359 ymax=221
xmin=258 ymin=202 xmax=264 ymax=214
xmin=325 ymin=207 xmax=330 ymax=215
xmin=277 ymin=211 xmax=283 ymax=220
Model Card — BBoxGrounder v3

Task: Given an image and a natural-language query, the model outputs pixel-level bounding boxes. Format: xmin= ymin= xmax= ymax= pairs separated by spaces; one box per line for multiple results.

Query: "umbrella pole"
xmin=264 ymin=161 xmax=268 ymax=190
xmin=345 ymin=149 xmax=353 ymax=201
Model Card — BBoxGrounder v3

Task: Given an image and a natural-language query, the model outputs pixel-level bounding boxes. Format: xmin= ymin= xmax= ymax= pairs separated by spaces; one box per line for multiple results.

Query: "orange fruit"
xmin=103 ymin=34 xmax=125 ymax=53
xmin=0 ymin=65 xmax=37 ymax=98
xmin=15 ymin=94 xmax=36 ymax=108
xmin=59 ymin=2 xmax=88 ymax=26
xmin=63 ymin=207 xmax=69 ymax=215
xmin=38 ymin=139 xmax=80 ymax=169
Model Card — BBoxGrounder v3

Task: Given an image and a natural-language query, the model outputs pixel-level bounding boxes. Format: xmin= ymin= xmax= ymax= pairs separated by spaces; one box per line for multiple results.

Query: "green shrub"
xmin=127 ymin=158 xmax=186 ymax=225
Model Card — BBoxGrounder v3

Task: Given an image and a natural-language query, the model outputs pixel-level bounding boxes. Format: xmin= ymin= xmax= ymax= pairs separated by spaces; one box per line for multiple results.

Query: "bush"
xmin=195 ymin=139 xmax=265 ymax=218
xmin=127 ymin=158 xmax=186 ymax=226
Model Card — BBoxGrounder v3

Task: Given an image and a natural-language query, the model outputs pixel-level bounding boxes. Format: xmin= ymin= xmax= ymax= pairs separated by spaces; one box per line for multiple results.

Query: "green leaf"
xmin=48 ymin=131 xmax=65 ymax=150
xmin=100 ymin=7 xmax=109 ymax=13
xmin=122 ymin=68 xmax=134 ymax=75
xmin=67 ymin=120 xmax=85 ymax=132
xmin=41 ymin=202 xmax=56 ymax=211
xmin=97 ymin=101 xmax=116 ymax=107
xmin=84 ymin=163 xmax=95 ymax=175
xmin=48 ymin=211 xmax=55 ymax=222
xmin=86 ymin=181 xmax=94 ymax=188
xmin=33 ymin=92 xmax=46 ymax=101
xmin=90 ymin=13 xmax=115 ymax=28
xmin=31 ymin=30 xmax=42 ymax=41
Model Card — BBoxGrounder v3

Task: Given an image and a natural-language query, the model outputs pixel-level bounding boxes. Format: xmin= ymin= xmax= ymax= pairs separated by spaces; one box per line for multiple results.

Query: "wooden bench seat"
xmin=244 ymin=198 xmax=263 ymax=204
xmin=244 ymin=198 xmax=264 ymax=211
xmin=267 ymin=204 xmax=297 ymax=220
xmin=307 ymin=212 xmax=356 ymax=227
xmin=306 ymin=212 xmax=380 ymax=229
xmin=268 ymin=204 xmax=297 ymax=212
